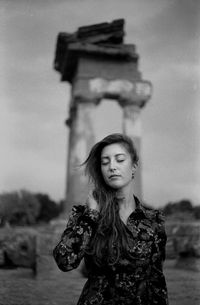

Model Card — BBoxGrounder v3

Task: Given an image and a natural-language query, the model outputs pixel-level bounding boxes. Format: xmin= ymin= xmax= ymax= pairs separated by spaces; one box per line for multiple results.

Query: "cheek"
xmin=124 ymin=164 xmax=133 ymax=178
xmin=101 ymin=166 xmax=107 ymax=180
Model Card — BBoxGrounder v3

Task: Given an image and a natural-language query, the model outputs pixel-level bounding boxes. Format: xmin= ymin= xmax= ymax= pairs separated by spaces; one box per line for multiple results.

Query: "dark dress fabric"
xmin=53 ymin=197 xmax=168 ymax=305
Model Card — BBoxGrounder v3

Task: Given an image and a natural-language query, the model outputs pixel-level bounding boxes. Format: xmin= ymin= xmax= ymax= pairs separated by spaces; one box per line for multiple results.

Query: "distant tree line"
xmin=0 ymin=190 xmax=64 ymax=227
xmin=0 ymin=190 xmax=200 ymax=227
xmin=162 ymin=199 xmax=200 ymax=221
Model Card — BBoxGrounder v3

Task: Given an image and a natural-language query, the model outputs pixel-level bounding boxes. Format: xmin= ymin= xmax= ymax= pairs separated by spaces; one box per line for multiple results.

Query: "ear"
xmin=131 ymin=163 xmax=137 ymax=179
xmin=132 ymin=163 xmax=137 ymax=171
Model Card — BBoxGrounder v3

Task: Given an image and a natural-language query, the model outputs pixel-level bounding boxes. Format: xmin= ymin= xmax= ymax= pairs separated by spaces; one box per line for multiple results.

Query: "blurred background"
xmin=0 ymin=1 xmax=200 ymax=305
xmin=1 ymin=0 xmax=200 ymax=207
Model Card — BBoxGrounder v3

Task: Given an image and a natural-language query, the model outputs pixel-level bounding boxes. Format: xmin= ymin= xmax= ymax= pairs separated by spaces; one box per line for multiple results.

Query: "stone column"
xmin=53 ymin=20 xmax=152 ymax=212
xmin=65 ymin=99 xmax=96 ymax=213
xmin=122 ymin=105 xmax=142 ymax=199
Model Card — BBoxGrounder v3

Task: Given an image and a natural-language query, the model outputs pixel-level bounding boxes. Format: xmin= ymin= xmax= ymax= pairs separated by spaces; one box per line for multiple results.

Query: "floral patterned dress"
xmin=53 ymin=197 xmax=168 ymax=305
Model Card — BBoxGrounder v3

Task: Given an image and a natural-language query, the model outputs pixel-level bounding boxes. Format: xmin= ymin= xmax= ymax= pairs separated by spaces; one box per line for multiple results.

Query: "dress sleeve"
xmin=53 ymin=204 xmax=99 ymax=272
xmin=149 ymin=210 xmax=169 ymax=305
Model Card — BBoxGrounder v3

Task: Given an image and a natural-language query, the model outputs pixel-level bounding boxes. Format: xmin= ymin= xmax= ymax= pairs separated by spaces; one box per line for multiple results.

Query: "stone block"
xmin=0 ymin=227 xmax=37 ymax=270
xmin=166 ymin=222 xmax=200 ymax=259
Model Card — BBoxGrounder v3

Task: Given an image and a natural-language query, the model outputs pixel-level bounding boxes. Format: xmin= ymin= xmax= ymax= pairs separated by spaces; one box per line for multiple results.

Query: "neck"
xmin=116 ymin=183 xmax=136 ymax=211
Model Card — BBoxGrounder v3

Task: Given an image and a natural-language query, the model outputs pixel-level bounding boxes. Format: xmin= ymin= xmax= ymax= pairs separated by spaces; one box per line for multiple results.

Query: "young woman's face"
xmin=101 ymin=143 xmax=136 ymax=190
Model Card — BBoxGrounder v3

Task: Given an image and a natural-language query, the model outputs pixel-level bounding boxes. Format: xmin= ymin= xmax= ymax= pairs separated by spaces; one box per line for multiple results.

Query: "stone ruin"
xmin=54 ymin=19 xmax=152 ymax=213
xmin=0 ymin=19 xmax=199 ymax=275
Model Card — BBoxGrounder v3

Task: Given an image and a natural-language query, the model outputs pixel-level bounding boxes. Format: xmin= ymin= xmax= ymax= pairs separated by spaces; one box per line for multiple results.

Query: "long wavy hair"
xmin=83 ymin=133 xmax=139 ymax=266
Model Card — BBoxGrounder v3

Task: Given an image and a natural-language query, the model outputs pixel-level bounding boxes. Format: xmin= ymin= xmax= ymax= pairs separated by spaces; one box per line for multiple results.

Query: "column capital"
xmin=88 ymin=78 xmax=152 ymax=108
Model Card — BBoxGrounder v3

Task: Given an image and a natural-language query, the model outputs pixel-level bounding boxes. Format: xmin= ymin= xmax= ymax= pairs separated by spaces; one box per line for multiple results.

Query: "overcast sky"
xmin=1 ymin=0 xmax=200 ymax=207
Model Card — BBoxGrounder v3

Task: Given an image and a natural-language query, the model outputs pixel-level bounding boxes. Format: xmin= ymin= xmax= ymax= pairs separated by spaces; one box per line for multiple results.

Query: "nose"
xmin=109 ymin=159 xmax=117 ymax=171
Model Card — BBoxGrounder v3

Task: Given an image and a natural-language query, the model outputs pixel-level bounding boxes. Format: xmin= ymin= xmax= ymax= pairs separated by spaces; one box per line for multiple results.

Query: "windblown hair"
xmin=83 ymin=133 xmax=139 ymax=266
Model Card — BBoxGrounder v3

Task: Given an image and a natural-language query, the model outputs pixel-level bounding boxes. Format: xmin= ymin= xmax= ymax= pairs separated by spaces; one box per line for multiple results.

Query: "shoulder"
xmin=141 ymin=205 xmax=167 ymax=242
xmin=135 ymin=196 xmax=165 ymax=223
xmin=141 ymin=204 xmax=165 ymax=224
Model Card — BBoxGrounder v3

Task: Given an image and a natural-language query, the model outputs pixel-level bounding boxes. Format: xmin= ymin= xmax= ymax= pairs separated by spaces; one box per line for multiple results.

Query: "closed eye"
xmin=101 ymin=159 xmax=125 ymax=165
xmin=101 ymin=159 xmax=110 ymax=165
xmin=101 ymin=162 xmax=109 ymax=166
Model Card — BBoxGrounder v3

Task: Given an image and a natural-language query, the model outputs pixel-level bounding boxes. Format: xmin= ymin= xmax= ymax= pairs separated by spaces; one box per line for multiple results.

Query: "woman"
xmin=53 ymin=133 xmax=168 ymax=305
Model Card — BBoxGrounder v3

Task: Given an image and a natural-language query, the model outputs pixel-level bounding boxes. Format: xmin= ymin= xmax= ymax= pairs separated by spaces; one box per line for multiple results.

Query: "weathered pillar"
xmin=120 ymin=80 xmax=152 ymax=198
xmin=53 ymin=19 xmax=152 ymax=213
xmin=66 ymin=100 xmax=96 ymax=209
xmin=122 ymin=105 xmax=142 ymax=198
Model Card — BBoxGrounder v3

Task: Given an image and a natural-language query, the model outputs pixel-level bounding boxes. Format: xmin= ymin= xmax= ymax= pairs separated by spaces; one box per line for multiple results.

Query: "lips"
xmin=109 ymin=175 xmax=121 ymax=179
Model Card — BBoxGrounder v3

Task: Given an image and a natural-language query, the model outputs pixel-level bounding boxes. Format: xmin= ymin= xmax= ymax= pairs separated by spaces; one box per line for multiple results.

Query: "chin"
xmin=107 ymin=179 xmax=132 ymax=190
xmin=108 ymin=182 xmax=123 ymax=189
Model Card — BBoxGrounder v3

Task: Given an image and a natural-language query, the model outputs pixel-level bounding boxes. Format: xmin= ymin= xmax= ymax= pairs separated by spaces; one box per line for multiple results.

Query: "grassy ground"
xmin=0 ymin=259 xmax=200 ymax=305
